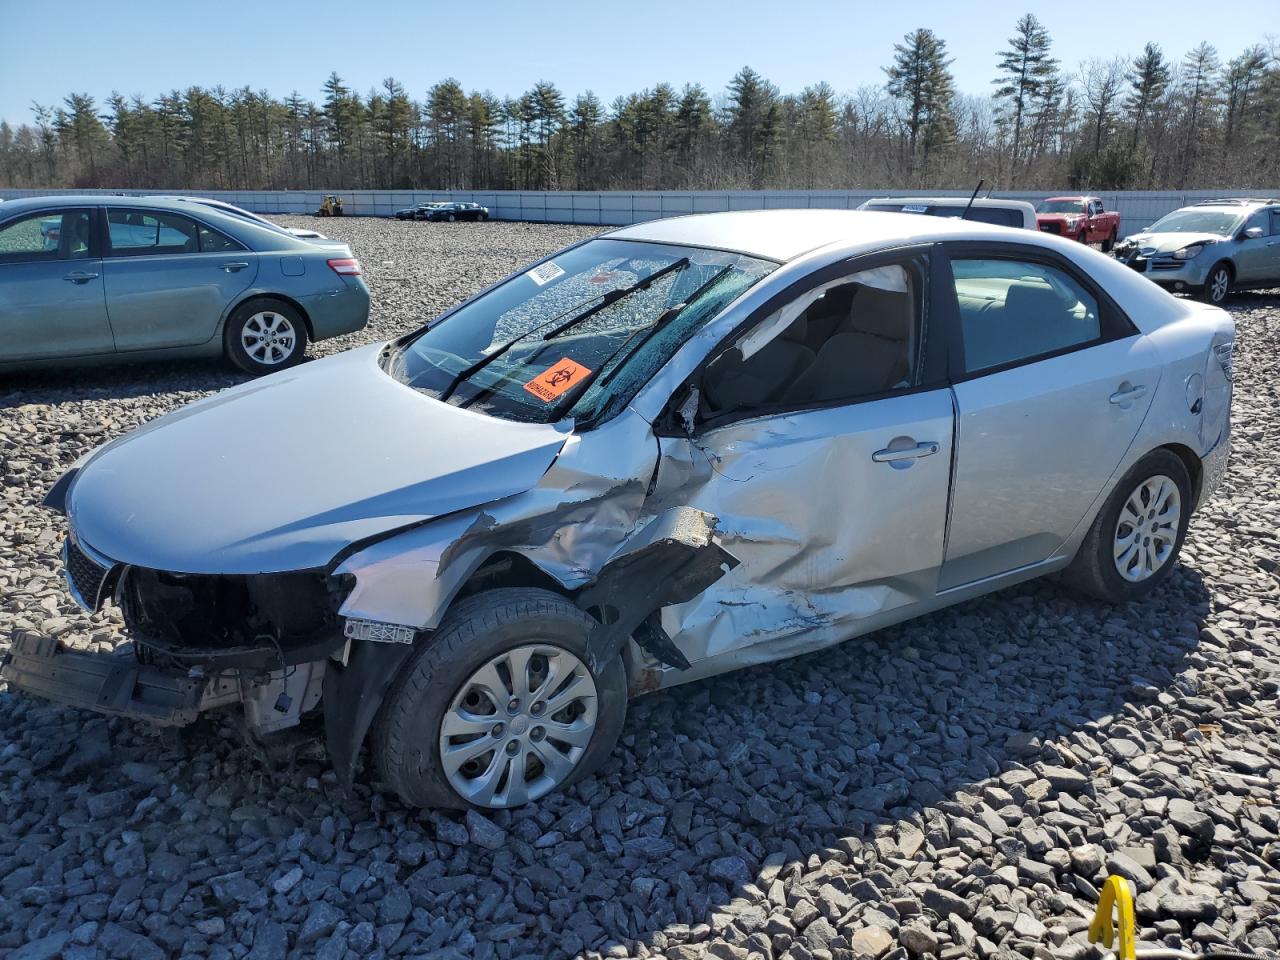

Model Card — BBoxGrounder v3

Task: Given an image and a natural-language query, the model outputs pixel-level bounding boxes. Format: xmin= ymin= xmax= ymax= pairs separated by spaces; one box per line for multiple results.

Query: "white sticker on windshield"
xmin=902 ymin=204 xmax=928 ymax=213
xmin=528 ymin=261 xmax=565 ymax=286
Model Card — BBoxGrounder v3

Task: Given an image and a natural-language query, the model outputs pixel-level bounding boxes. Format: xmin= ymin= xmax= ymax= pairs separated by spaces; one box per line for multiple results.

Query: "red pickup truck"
xmin=1035 ymin=196 xmax=1121 ymax=250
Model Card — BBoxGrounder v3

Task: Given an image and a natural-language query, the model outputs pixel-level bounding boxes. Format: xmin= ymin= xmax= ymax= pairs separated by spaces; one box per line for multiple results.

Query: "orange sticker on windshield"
xmin=523 ymin=358 xmax=593 ymax=403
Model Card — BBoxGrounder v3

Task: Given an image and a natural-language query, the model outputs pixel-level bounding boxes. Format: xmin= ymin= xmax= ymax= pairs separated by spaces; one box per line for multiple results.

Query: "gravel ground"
xmin=1 ymin=216 xmax=1278 ymax=960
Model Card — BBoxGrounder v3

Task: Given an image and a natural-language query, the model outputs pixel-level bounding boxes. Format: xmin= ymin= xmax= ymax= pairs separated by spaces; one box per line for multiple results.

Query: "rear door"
xmin=938 ymin=244 xmax=1160 ymax=590
xmin=102 ymin=208 xmax=258 ymax=351
xmin=0 ymin=207 xmax=114 ymax=362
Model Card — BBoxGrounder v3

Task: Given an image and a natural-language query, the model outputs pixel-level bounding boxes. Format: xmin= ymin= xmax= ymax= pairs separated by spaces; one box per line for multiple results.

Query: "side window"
xmin=952 ymin=258 xmax=1102 ymax=374
xmin=0 ymin=209 xmax=92 ymax=264
xmin=1089 ymin=200 xmax=1102 ymax=216
xmin=1243 ymin=211 xmax=1267 ymax=236
xmin=197 ymin=223 xmax=244 ymax=253
xmin=106 ymin=209 xmax=199 ymax=257
xmin=1270 ymin=210 xmax=1280 ymax=236
xmin=701 ymin=263 xmax=922 ymax=420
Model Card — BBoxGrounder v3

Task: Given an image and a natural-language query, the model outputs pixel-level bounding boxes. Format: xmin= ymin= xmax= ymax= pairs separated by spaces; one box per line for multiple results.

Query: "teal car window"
xmin=106 ymin=209 xmax=199 ymax=257
xmin=0 ymin=209 xmax=92 ymax=264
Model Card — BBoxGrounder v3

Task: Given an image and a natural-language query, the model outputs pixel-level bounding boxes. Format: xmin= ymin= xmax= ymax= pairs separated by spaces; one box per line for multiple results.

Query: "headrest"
xmin=1002 ymin=281 xmax=1062 ymax=321
xmin=850 ymin=284 xmax=912 ymax=340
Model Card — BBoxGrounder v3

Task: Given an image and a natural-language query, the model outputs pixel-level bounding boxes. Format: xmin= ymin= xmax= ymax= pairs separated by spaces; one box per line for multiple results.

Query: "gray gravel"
xmin=2 ymin=216 xmax=1279 ymax=960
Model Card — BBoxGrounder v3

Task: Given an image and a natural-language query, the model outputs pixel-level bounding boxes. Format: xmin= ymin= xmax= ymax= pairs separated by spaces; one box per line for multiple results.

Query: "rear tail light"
xmin=327 ymin=258 xmax=362 ymax=276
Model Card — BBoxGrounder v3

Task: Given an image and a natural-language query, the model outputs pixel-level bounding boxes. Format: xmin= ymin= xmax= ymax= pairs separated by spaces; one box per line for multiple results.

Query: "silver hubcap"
xmin=1210 ymin=270 xmax=1229 ymax=301
xmin=1114 ymin=475 xmax=1181 ymax=583
xmin=440 ymin=644 xmax=597 ymax=808
xmin=241 ymin=311 xmax=297 ymax=365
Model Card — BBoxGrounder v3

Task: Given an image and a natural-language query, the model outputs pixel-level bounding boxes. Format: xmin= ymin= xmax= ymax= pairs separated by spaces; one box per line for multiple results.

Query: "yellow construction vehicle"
xmin=316 ymin=195 xmax=344 ymax=217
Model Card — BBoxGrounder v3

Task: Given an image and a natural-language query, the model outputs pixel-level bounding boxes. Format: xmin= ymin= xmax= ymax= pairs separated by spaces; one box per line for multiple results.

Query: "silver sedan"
xmin=6 ymin=210 xmax=1233 ymax=811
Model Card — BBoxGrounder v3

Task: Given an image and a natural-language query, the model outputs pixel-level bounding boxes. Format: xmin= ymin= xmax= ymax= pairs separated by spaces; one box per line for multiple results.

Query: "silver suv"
xmin=1115 ymin=198 xmax=1280 ymax=304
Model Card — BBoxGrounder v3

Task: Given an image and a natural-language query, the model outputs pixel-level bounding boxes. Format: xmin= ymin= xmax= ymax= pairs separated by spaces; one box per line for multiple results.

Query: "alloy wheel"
xmin=240 ymin=311 xmax=297 ymax=366
xmin=439 ymin=644 xmax=598 ymax=808
xmin=1209 ymin=267 xmax=1230 ymax=303
xmin=1113 ymin=474 xmax=1181 ymax=583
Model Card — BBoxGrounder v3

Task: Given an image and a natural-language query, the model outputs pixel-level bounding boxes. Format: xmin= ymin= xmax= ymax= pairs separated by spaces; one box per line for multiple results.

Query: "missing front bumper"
xmin=1 ymin=629 xmax=220 ymax=726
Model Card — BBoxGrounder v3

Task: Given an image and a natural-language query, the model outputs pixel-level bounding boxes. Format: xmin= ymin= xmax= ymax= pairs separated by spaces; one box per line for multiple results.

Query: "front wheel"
xmin=446 ymin=213 xmax=456 ymax=222
xmin=1061 ymin=450 xmax=1192 ymax=603
xmin=224 ymin=299 xmax=308 ymax=375
xmin=1202 ymin=262 xmax=1232 ymax=304
xmin=373 ymin=588 xmax=628 ymax=810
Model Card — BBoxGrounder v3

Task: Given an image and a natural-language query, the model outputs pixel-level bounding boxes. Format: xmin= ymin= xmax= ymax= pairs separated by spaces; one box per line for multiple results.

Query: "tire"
xmin=446 ymin=213 xmax=456 ymax=222
xmin=1101 ymin=230 xmax=1116 ymax=253
xmin=373 ymin=588 xmax=628 ymax=810
xmin=480 ymin=212 xmax=489 ymax=221
xmin=1061 ymin=449 xmax=1192 ymax=603
xmin=1077 ymin=230 xmax=1089 ymax=244
xmin=1201 ymin=262 xmax=1232 ymax=305
xmin=223 ymin=298 xmax=308 ymax=375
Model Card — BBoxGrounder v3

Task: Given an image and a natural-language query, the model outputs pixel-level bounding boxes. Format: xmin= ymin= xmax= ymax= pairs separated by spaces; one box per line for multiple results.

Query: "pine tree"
xmin=992 ymin=13 xmax=1058 ymax=186
xmin=1126 ymin=43 xmax=1171 ymax=149
xmin=884 ymin=28 xmax=956 ymax=181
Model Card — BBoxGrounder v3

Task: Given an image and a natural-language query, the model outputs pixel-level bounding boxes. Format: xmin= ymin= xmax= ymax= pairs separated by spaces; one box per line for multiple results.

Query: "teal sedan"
xmin=0 ymin=196 xmax=370 ymax=375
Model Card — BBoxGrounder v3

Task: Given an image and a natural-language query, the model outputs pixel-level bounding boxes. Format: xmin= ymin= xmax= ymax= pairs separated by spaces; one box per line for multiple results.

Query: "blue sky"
xmin=1 ymin=0 xmax=1273 ymax=123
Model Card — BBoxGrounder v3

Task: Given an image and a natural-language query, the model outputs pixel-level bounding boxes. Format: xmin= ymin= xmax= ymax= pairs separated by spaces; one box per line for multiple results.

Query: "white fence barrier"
xmin=2 ymin=187 xmax=1276 ymax=239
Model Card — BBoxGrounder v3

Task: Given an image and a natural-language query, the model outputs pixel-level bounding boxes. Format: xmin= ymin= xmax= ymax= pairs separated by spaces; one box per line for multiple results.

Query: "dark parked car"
xmin=423 ymin=202 xmax=490 ymax=222
xmin=394 ymin=202 xmax=442 ymax=221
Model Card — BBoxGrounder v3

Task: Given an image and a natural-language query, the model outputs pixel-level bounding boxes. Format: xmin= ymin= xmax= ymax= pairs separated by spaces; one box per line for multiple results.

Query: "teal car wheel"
xmin=225 ymin=298 xmax=308 ymax=375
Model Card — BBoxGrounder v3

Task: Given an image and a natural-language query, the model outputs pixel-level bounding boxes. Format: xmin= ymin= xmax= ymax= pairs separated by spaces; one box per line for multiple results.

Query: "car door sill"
xmin=935 ymin=553 xmax=1071 ymax=596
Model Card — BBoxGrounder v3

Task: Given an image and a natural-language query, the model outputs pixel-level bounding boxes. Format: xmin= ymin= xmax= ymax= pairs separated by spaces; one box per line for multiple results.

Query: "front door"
xmin=0 ymin=207 xmax=114 ymax=362
xmin=939 ymin=247 xmax=1160 ymax=590
xmin=650 ymin=254 xmax=954 ymax=666
xmin=1234 ymin=209 xmax=1280 ymax=283
xmin=102 ymin=207 xmax=258 ymax=351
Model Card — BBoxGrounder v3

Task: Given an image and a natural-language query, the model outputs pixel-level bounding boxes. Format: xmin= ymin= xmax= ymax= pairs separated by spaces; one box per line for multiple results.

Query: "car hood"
xmin=1036 ymin=213 xmax=1084 ymax=223
xmin=1122 ymin=231 xmax=1225 ymax=255
xmin=67 ymin=344 xmax=572 ymax=575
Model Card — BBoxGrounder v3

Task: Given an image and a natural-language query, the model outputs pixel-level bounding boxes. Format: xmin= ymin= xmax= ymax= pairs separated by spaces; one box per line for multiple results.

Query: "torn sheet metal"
xmin=574 ymin=506 xmax=739 ymax=673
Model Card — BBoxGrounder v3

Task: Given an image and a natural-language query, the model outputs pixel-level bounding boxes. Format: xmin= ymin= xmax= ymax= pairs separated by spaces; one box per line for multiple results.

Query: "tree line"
xmin=2 ymin=15 xmax=1278 ymax=193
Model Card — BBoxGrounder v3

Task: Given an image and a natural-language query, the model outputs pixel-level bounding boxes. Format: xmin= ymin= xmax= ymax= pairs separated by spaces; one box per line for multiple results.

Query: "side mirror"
xmin=1243 ymin=226 xmax=1264 ymax=240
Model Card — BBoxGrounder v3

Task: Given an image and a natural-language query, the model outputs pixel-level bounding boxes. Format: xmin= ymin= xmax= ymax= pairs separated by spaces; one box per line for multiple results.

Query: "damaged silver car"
xmin=3 ymin=210 xmax=1233 ymax=810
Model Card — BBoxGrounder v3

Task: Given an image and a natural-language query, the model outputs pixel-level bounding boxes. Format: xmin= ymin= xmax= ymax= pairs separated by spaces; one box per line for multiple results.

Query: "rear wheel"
xmin=1202 ymin=262 xmax=1232 ymax=304
xmin=446 ymin=213 xmax=457 ymax=222
xmin=1101 ymin=230 xmax=1116 ymax=253
xmin=1061 ymin=450 xmax=1192 ymax=603
xmin=224 ymin=298 xmax=308 ymax=375
xmin=373 ymin=588 xmax=627 ymax=810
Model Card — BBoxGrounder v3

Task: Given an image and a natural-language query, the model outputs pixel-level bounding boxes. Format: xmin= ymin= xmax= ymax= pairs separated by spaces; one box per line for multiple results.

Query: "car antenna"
xmin=961 ymin=179 xmax=985 ymax=220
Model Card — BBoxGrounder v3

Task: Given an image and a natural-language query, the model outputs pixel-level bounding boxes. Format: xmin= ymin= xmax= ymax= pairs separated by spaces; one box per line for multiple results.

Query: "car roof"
xmin=611 ymin=209 xmax=1037 ymax=262
xmin=0 ymin=194 xmax=253 ymax=215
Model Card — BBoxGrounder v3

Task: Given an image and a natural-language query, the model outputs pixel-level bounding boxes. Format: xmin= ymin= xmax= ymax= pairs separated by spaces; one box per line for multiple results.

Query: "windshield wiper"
xmin=438 ymin=257 xmax=690 ymax=403
xmin=544 ymin=263 xmax=735 ymax=419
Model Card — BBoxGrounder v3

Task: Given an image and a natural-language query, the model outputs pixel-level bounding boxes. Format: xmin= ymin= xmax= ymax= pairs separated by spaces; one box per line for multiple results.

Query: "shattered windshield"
xmin=1036 ymin=199 xmax=1085 ymax=214
xmin=1148 ymin=210 xmax=1243 ymax=235
xmin=387 ymin=238 xmax=775 ymax=424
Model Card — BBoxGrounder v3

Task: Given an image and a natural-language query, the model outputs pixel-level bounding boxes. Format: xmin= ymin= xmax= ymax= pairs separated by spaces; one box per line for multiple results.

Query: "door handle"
xmin=220 ymin=261 xmax=250 ymax=272
xmin=63 ymin=271 xmax=99 ymax=284
xmin=872 ymin=441 xmax=939 ymax=463
xmin=1109 ymin=384 xmax=1148 ymax=405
